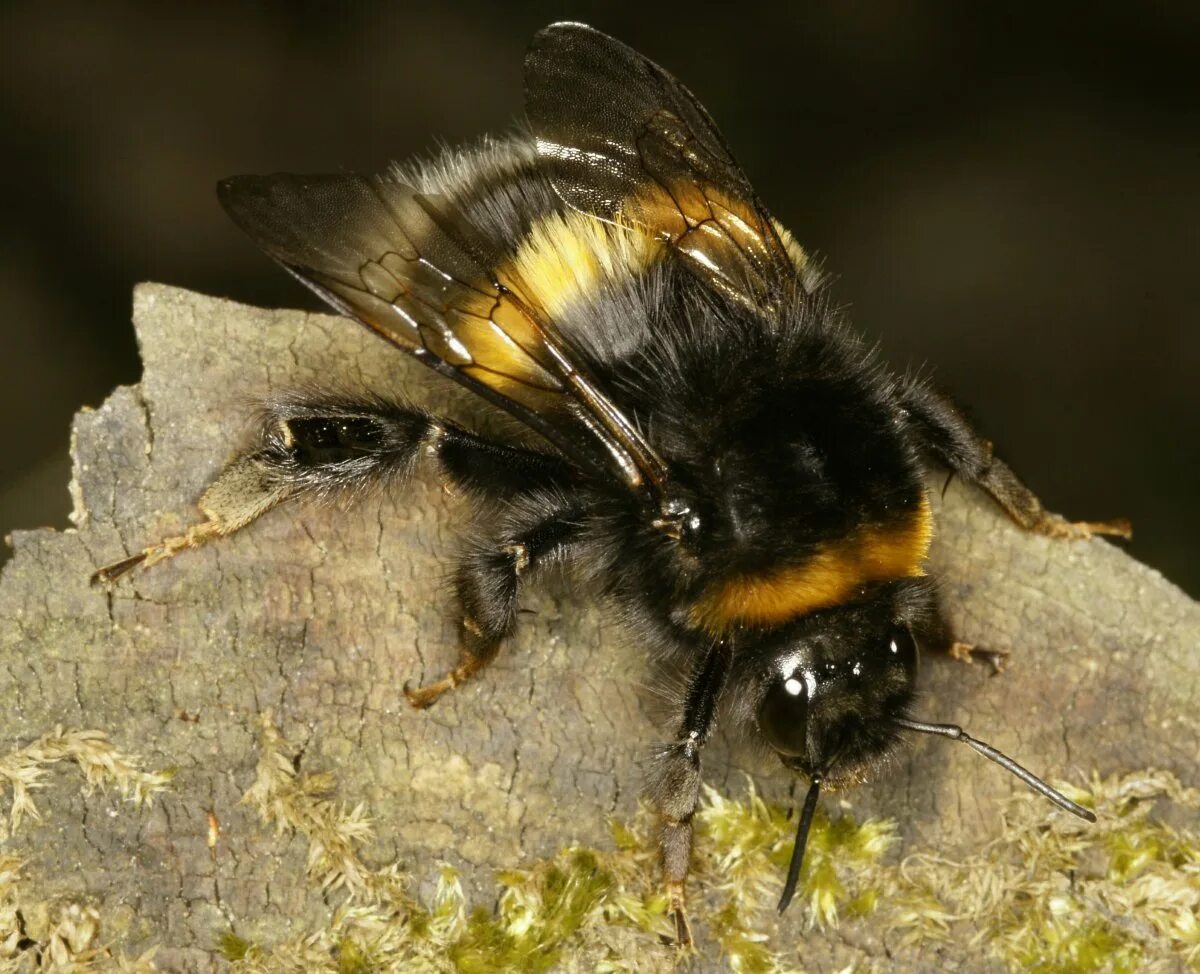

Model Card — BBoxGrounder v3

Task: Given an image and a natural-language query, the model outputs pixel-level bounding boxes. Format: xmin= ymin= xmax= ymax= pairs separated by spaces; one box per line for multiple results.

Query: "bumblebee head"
xmin=732 ymin=584 xmax=1097 ymax=914
xmin=757 ymin=622 xmax=919 ymax=782
xmin=740 ymin=590 xmax=921 ymax=787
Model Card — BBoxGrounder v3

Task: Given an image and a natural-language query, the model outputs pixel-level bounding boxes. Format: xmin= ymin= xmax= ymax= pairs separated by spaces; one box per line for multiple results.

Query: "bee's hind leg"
xmin=402 ymin=502 xmax=583 ymax=709
xmin=646 ymin=640 xmax=731 ymax=947
xmin=900 ymin=381 xmax=1132 ymax=540
xmin=92 ymin=455 xmax=294 ymax=584
xmin=92 ymin=391 xmax=574 ymax=585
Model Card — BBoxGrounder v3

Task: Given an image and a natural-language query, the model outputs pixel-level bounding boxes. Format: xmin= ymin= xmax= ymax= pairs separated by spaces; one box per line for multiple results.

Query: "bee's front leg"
xmin=646 ymin=640 xmax=731 ymax=947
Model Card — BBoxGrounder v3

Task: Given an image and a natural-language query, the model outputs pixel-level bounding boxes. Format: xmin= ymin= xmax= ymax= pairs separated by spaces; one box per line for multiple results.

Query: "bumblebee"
xmin=94 ymin=22 xmax=1129 ymax=943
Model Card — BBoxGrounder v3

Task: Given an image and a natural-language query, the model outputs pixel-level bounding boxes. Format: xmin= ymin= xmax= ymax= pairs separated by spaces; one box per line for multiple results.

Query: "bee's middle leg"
xmin=403 ymin=505 xmax=582 ymax=709
xmin=647 ymin=640 xmax=731 ymax=946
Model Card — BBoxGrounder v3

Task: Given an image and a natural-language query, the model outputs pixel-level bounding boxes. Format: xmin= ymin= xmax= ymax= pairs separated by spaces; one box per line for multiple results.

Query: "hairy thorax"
xmin=606 ymin=329 xmax=932 ymax=640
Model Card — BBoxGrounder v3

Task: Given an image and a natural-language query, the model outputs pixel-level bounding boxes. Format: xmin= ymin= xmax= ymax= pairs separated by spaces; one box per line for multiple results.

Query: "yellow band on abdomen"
xmin=688 ymin=494 xmax=933 ymax=634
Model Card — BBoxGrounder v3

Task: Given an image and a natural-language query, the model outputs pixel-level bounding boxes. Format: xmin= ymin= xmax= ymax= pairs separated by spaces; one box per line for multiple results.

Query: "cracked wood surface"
xmin=1 ymin=283 xmax=1196 ymax=971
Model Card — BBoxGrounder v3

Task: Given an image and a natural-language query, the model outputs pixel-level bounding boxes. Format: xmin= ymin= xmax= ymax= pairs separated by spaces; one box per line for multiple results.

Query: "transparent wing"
xmin=218 ymin=172 xmax=667 ymax=494
xmin=525 ymin=21 xmax=814 ymax=314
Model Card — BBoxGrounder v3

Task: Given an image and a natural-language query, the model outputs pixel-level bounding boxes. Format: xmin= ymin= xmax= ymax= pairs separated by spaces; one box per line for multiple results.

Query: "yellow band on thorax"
xmin=504 ymin=210 xmax=661 ymax=320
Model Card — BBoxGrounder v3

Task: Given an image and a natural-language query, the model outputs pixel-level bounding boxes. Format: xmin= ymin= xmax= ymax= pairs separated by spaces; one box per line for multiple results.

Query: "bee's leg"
xmin=646 ymin=641 xmax=731 ymax=947
xmin=969 ymin=453 xmax=1131 ymax=540
xmin=914 ymin=577 xmax=1011 ymax=673
xmin=948 ymin=640 xmax=1010 ymax=674
xmin=901 ymin=383 xmax=1132 ymax=540
xmin=402 ymin=503 xmax=583 ymax=709
xmin=92 ymin=394 xmax=572 ymax=584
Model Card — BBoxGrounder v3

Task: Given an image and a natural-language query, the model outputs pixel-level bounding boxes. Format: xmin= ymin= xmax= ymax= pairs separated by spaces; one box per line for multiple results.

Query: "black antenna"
xmin=777 ymin=774 xmax=822 ymax=913
xmin=894 ymin=717 xmax=1096 ymax=822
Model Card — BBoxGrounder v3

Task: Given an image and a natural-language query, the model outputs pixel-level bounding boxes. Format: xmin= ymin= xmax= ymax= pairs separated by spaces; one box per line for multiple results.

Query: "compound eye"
xmin=888 ymin=627 xmax=919 ymax=680
xmin=757 ymin=670 xmax=809 ymax=758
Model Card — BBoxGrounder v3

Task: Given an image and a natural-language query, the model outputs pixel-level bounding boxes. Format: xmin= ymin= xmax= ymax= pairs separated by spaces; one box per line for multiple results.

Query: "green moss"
xmin=709 ymin=901 xmax=775 ymax=974
xmin=403 ymin=905 xmax=431 ymax=941
xmin=218 ymin=931 xmax=253 ymax=961
xmin=845 ymin=888 xmax=880 ymax=918
xmin=693 ymin=780 xmax=896 ymax=932
xmin=450 ymin=849 xmax=618 ymax=973
xmin=1106 ymin=827 xmax=1168 ymax=881
xmin=229 ymin=718 xmax=1200 ymax=973
xmin=1008 ymin=914 xmax=1142 ymax=974
xmin=333 ymin=937 xmax=375 ymax=974
xmin=885 ymin=770 xmax=1200 ymax=973
xmin=608 ymin=817 xmax=639 ymax=852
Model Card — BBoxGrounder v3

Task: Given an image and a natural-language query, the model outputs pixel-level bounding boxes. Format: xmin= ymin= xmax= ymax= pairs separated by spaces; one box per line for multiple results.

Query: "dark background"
xmin=1 ymin=1 xmax=1196 ymax=593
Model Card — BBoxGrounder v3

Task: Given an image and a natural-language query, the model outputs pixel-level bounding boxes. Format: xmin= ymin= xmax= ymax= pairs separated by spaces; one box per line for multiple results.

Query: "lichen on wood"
xmin=1 ymin=284 xmax=1197 ymax=972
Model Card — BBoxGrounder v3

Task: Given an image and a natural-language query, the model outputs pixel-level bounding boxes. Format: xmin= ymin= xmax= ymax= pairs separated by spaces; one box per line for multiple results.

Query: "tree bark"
xmin=1 ymin=284 xmax=1196 ymax=973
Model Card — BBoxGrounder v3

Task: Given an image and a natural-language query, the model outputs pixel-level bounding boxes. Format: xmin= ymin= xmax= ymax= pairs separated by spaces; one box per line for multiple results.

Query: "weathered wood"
xmin=1 ymin=284 xmax=1196 ymax=972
